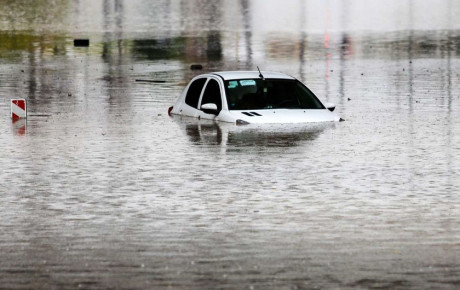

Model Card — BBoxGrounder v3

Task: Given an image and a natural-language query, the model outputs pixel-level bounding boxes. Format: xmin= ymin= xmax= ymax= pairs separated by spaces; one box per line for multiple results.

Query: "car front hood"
xmin=226 ymin=109 xmax=340 ymax=124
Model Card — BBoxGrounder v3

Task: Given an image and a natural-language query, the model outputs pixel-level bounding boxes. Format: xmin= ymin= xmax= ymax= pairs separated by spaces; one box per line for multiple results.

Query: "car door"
xmin=197 ymin=78 xmax=224 ymax=120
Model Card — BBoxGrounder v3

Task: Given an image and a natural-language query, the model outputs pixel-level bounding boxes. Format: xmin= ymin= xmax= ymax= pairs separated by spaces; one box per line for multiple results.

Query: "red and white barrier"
xmin=11 ymin=99 xmax=27 ymax=121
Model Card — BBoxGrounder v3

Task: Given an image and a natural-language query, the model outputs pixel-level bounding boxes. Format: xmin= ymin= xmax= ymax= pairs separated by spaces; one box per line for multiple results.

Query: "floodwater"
xmin=1 ymin=0 xmax=459 ymax=289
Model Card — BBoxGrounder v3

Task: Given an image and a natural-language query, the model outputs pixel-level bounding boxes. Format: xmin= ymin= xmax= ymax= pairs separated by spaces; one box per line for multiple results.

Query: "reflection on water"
xmin=0 ymin=0 xmax=69 ymax=31
xmin=11 ymin=118 xmax=26 ymax=135
xmin=1 ymin=0 xmax=460 ymax=289
xmin=177 ymin=117 xmax=329 ymax=149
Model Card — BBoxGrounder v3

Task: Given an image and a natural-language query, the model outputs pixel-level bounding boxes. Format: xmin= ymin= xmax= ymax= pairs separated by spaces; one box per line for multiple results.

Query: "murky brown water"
xmin=1 ymin=0 xmax=459 ymax=289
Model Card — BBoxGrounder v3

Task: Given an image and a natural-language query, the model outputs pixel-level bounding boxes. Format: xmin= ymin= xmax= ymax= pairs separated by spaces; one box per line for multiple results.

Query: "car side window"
xmin=200 ymin=79 xmax=222 ymax=111
xmin=185 ymin=78 xmax=207 ymax=108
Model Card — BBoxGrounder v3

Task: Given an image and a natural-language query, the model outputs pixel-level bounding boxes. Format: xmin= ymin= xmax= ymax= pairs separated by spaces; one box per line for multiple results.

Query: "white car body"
xmin=170 ymin=71 xmax=341 ymax=124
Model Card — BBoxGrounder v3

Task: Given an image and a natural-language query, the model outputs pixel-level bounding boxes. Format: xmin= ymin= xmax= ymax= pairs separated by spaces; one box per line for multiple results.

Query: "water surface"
xmin=1 ymin=0 xmax=459 ymax=289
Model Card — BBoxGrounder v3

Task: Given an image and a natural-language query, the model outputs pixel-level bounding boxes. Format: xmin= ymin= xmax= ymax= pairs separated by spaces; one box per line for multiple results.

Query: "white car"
xmin=169 ymin=71 xmax=341 ymax=124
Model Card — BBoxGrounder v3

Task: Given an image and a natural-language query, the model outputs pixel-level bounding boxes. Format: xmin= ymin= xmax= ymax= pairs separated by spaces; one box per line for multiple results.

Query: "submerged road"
xmin=0 ymin=0 xmax=459 ymax=289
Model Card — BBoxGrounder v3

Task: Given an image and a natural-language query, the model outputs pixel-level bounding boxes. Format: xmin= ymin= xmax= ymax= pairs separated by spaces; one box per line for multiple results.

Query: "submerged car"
xmin=169 ymin=71 xmax=341 ymax=124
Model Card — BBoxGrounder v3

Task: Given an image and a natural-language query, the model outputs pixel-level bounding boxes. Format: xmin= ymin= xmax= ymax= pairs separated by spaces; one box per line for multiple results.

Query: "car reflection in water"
xmin=173 ymin=115 xmax=334 ymax=149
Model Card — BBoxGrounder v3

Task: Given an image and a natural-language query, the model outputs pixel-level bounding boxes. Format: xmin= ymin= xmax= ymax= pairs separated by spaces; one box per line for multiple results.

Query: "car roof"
xmin=211 ymin=71 xmax=296 ymax=81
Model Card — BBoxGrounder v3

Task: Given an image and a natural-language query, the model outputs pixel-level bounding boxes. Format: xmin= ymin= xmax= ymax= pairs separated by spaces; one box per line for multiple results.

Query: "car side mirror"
xmin=325 ymin=102 xmax=336 ymax=112
xmin=201 ymin=103 xmax=219 ymax=115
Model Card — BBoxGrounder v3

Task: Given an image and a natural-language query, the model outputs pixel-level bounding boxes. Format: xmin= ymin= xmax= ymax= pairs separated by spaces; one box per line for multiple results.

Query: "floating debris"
xmin=190 ymin=64 xmax=203 ymax=70
xmin=135 ymin=79 xmax=166 ymax=83
xmin=74 ymin=39 xmax=89 ymax=47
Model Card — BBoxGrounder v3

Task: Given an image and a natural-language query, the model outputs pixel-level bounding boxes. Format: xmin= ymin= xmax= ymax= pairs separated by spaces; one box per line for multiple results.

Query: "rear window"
xmin=185 ymin=78 xmax=206 ymax=108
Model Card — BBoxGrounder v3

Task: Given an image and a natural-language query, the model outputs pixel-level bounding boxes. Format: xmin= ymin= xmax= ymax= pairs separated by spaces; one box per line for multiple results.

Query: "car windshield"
xmin=225 ymin=78 xmax=325 ymax=110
